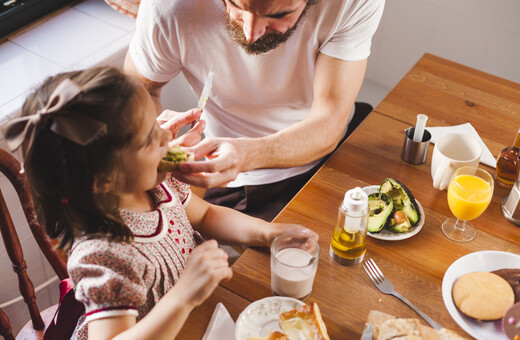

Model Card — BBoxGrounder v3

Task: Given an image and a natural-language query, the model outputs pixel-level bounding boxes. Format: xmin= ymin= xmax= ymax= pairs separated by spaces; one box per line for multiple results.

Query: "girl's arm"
xmin=186 ymin=194 xmax=318 ymax=247
xmin=88 ymin=240 xmax=232 ymax=340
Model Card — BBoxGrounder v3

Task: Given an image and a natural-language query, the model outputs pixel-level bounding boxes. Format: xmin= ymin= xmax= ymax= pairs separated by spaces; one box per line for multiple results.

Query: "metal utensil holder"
xmin=501 ymin=174 xmax=520 ymax=226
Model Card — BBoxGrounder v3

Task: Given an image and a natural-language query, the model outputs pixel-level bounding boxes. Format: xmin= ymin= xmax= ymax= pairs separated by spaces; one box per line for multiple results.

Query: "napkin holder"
xmin=501 ymin=177 xmax=520 ymax=226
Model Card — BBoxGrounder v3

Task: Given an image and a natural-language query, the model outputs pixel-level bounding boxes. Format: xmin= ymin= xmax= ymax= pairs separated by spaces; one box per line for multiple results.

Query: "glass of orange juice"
xmin=442 ymin=166 xmax=494 ymax=242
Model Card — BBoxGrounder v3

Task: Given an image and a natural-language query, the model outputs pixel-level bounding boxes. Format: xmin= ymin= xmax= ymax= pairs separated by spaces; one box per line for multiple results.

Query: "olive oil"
xmin=330 ymin=187 xmax=368 ymax=266
xmin=330 ymin=227 xmax=367 ymax=260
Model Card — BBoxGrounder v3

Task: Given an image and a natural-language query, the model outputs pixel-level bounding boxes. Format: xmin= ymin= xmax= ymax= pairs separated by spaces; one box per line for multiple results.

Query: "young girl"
xmin=2 ymin=67 xmax=316 ymax=339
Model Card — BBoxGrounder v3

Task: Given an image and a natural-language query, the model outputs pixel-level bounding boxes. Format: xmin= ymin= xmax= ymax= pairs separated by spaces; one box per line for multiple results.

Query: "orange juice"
xmin=447 ymin=174 xmax=492 ymax=221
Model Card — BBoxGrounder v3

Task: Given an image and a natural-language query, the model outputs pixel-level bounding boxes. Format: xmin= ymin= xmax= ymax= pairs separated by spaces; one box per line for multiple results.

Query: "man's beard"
xmin=224 ymin=1 xmax=315 ymax=55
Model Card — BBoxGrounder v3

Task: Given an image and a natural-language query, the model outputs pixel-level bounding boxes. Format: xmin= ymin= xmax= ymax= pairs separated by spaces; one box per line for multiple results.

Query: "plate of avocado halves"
xmin=362 ymin=178 xmax=425 ymax=241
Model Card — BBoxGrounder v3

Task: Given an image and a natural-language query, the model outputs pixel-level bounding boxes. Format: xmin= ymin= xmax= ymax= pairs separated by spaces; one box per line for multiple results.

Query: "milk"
xmin=271 ymin=248 xmax=317 ymax=299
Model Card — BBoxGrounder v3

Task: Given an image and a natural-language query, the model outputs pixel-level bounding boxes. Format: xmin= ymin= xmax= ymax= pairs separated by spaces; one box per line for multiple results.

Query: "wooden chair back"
xmin=0 ymin=148 xmax=68 ymax=340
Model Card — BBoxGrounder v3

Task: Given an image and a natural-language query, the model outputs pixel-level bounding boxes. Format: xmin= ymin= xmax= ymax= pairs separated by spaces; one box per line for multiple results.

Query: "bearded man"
xmin=125 ymin=0 xmax=385 ymax=221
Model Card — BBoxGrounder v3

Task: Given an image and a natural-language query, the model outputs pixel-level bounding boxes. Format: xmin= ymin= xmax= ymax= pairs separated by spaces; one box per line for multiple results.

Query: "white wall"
xmin=360 ymin=0 xmax=520 ymax=107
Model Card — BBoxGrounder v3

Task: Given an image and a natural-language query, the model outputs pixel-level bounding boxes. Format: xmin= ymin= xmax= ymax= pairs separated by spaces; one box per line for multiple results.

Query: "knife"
xmin=361 ymin=324 xmax=373 ymax=340
xmin=198 ymin=65 xmax=214 ymax=111
xmin=191 ymin=66 xmax=214 ymax=127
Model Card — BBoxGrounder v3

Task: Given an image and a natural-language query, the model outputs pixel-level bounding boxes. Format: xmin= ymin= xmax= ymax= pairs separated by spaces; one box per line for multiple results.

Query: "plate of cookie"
xmin=442 ymin=251 xmax=520 ymax=340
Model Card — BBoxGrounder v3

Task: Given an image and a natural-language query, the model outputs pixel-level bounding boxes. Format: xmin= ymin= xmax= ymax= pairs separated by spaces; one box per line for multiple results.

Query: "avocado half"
xmin=379 ymin=178 xmax=419 ymax=225
xmin=368 ymin=192 xmax=393 ymax=233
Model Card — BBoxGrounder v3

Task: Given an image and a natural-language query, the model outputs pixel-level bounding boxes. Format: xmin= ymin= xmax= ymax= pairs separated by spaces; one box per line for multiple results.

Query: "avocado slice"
xmin=163 ymin=146 xmax=190 ymax=163
xmin=380 ymin=178 xmax=419 ymax=225
xmin=368 ymin=192 xmax=393 ymax=233
xmin=387 ymin=210 xmax=412 ymax=233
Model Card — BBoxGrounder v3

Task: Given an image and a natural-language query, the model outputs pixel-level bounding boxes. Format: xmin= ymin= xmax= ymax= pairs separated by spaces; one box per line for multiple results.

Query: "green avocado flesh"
xmin=388 ymin=222 xmax=411 ymax=233
xmin=387 ymin=211 xmax=412 ymax=233
xmin=163 ymin=147 xmax=188 ymax=163
xmin=368 ymin=193 xmax=393 ymax=233
xmin=380 ymin=178 xmax=419 ymax=225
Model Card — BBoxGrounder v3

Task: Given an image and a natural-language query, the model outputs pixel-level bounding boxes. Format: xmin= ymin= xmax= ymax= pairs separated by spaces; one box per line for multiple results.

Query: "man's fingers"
xmin=173 ymin=170 xmax=234 ymax=188
xmin=187 ymin=137 xmax=223 ymax=159
xmin=159 ymin=109 xmax=202 ymax=132
xmin=172 ymin=120 xmax=205 ymax=147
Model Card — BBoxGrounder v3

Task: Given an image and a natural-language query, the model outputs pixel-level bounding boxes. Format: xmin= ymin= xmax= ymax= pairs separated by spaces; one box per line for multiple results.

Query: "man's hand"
xmin=158 ymin=109 xmax=205 ymax=147
xmin=175 ymin=137 xmax=250 ymax=188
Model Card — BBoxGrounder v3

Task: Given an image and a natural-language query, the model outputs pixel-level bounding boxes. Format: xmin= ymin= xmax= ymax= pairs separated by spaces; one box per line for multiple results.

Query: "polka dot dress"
xmin=68 ymin=174 xmax=201 ymax=339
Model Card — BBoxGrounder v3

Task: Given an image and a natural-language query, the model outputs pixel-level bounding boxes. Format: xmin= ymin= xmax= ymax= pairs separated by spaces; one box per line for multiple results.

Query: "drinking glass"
xmin=270 ymin=231 xmax=320 ymax=300
xmin=442 ymin=166 xmax=494 ymax=242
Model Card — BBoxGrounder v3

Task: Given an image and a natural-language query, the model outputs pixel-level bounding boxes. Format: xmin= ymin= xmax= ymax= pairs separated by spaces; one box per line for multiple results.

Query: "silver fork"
xmin=362 ymin=258 xmax=442 ymax=330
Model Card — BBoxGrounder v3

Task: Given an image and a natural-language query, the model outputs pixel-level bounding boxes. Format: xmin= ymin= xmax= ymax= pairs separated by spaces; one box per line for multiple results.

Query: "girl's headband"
xmin=1 ymin=78 xmax=107 ymax=152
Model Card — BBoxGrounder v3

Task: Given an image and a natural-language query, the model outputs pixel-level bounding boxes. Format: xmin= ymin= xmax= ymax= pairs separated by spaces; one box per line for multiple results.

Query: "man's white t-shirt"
xmin=129 ymin=0 xmax=385 ymax=187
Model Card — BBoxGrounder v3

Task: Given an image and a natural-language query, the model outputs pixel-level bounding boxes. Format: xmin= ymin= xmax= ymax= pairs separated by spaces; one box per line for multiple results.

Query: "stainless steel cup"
xmin=502 ymin=177 xmax=520 ymax=226
xmin=401 ymin=127 xmax=431 ymax=164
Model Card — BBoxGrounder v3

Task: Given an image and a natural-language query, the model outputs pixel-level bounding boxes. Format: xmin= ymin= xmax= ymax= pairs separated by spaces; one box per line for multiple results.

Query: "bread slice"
xmin=367 ymin=310 xmax=469 ymax=340
xmin=158 ymin=145 xmax=194 ymax=172
xmin=375 ymin=318 xmax=423 ymax=340
xmin=437 ymin=328 xmax=470 ymax=340
xmin=367 ymin=310 xmax=396 ymax=326
xmin=278 ymin=303 xmax=330 ymax=340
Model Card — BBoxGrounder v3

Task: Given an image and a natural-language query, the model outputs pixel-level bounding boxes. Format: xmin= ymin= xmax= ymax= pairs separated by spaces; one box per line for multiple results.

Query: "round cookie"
xmin=452 ymin=271 xmax=514 ymax=321
xmin=503 ymin=303 xmax=520 ymax=340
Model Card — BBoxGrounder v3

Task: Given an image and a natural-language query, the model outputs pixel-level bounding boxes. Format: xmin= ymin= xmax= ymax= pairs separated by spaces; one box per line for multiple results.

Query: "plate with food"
xmin=234 ymin=298 xmax=330 ymax=340
xmin=363 ymin=178 xmax=424 ymax=241
xmin=442 ymin=251 xmax=520 ymax=340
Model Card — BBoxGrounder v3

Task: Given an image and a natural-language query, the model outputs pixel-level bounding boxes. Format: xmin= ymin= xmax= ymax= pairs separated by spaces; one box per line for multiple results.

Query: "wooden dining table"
xmin=179 ymin=53 xmax=520 ymax=339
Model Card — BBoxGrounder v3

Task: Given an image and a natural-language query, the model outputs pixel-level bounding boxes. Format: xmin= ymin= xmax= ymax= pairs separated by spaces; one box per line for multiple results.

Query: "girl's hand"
xmin=157 ymin=109 xmax=205 ymax=147
xmin=174 ymin=240 xmax=233 ymax=307
xmin=265 ymin=224 xmax=319 ymax=247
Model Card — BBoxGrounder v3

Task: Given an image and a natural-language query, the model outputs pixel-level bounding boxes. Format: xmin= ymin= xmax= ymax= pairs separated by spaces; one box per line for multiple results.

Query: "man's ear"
xmin=93 ymin=174 xmax=114 ymax=193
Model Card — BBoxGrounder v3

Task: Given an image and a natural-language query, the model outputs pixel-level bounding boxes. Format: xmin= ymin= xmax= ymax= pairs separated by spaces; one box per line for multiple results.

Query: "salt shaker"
xmin=330 ymin=187 xmax=368 ymax=266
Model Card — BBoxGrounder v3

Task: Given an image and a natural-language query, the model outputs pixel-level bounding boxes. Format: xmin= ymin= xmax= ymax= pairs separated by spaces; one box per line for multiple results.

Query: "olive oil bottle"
xmin=330 ymin=187 xmax=368 ymax=266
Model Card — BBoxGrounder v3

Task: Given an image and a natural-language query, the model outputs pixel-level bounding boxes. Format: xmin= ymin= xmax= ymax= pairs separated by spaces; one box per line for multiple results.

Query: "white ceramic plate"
xmin=442 ymin=251 xmax=520 ymax=340
xmin=234 ymin=296 xmax=305 ymax=340
xmin=362 ymin=185 xmax=425 ymax=241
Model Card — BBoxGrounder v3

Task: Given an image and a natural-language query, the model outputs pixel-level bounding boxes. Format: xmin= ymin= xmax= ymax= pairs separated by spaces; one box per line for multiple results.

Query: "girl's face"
xmin=118 ymin=87 xmax=171 ymax=196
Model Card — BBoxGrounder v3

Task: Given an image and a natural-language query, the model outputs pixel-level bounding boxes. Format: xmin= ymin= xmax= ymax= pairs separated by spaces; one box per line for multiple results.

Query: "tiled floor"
xmin=0 ymin=0 xmax=135 ymax=121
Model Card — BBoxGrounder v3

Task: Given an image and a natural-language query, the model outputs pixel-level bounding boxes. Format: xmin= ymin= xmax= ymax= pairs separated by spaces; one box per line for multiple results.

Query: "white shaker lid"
xmin=342 ymin=187 xmax=368 ymax=216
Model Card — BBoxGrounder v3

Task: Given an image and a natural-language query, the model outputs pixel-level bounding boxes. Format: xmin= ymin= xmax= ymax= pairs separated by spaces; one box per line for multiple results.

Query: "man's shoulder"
xmin=313 ymin=0 xmax=383 ymax=25
xmin=142 ymin=0 xmax=207 ymax=18
xmin=323 ymin=0 xmax=384 ymax=13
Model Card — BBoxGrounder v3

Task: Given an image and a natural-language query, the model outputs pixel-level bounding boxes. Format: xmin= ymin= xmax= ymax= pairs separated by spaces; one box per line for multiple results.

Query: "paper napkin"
xmin=426 ymin=123 xmax=496 ymax=167
xmin=202 ymin=303 xmax=236 ymax=340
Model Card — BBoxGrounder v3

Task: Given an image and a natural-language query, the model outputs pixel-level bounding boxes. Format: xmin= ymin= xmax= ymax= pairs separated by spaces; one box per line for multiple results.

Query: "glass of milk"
xmin=270 ymin=232 xmax=320 ymax=300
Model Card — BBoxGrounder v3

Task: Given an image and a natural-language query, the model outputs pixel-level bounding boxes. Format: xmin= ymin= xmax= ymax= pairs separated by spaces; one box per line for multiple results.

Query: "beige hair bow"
xmin=1 ymin=78 xmax=107 ymax=152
